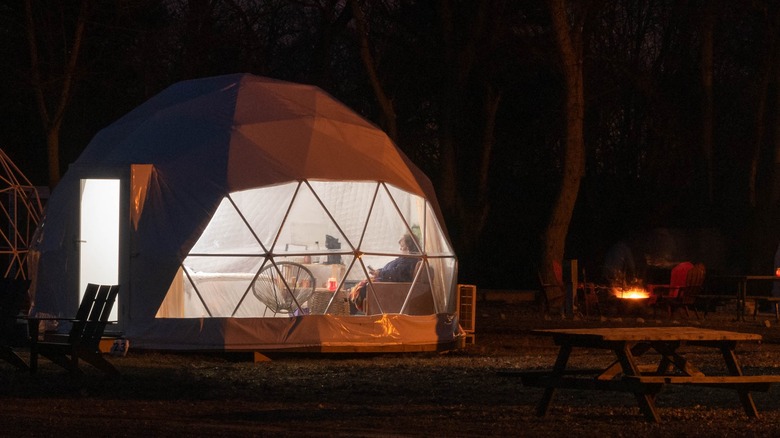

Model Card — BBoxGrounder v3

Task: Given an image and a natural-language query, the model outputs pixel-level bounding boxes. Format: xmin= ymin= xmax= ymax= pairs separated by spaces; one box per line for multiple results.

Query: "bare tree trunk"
xmin=436 ymin=0 xmax=497 ymax=255
xmin=474 ymin=85 xmax=501 ymax=240
xmin=768 ymin=4 xmax=780 ymax=211
xmin=437 ymin=0 xmax=465 ymax=217
xmin=749 ymin=36 xmax=774 ymax=208
xmin=351 ymin=0 xmax=499 ymax=260
xmin=25 ymin=0 xmax=90 ymax=189
xmin=701 ymin=2 xmax=715 ymax=204
xmin=350 ymin=0 xmax=398 ymax=141
xmin=769 ymin=5 xmax=780 ymax=260
xmin=542 ymin=0 xmax=587 ymax=311
xmin=774 ymin=54 xmax=780 ymax=209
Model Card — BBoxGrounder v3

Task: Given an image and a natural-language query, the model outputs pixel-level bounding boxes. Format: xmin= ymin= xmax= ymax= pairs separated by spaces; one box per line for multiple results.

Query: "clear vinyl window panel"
xmin=157 ymin=180 xmax=456 ymax=318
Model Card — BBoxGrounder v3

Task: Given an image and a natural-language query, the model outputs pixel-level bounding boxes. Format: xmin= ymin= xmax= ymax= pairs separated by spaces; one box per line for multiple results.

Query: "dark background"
xmin=1 ymin=1 xmax=779 ymax=291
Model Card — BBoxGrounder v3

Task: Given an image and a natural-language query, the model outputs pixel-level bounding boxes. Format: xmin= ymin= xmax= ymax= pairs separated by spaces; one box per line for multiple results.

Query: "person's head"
xmin=399 ymin=233 xmax=419 ymax=254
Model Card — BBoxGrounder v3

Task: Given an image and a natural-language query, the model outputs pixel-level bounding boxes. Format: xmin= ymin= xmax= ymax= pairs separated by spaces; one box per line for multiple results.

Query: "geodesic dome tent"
xmin=28 ymin=74 xmax=459 ymax=351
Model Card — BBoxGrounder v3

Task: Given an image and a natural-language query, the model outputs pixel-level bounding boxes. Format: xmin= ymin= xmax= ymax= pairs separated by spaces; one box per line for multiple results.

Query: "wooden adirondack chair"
xmin=650 ymin=263 xmax=706 ymax=319
xmin=28 ymin=283 xmax=120 ymax=375
xmin=645 ymin=262 xmax=692 ymax=307
xmin=537 ymin=261 xmax=565 ymax=313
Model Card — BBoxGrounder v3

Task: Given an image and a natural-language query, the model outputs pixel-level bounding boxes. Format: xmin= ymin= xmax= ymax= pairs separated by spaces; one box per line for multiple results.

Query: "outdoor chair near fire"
xmin=28 ymin=283 xmax=120 ymax=375
xmin=577 ymin=270 xmax=602 ymax=317
xmin=538 ymin=261 xmax=600 ymax=317
xmin=537 ymin=261 xmax=565 ymax=314
xmin=647 ymin=261 xmax=706 ymax=319
xmin=252 ymin=262 xmax=316 ymax=316
xmin=645 ymin=261 xmax=692 ymax=306
xmin=0 ymin=278 xmax=31 ymax=370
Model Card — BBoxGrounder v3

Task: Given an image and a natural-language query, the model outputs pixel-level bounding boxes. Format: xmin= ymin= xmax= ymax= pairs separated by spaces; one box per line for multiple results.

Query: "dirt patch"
xmin=2 ymin=300 xmax=780 ymax=437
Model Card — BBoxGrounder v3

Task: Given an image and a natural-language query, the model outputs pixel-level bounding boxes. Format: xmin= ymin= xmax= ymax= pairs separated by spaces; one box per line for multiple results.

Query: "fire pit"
xmin=613 ymin=286 xmax=651 ymax=300
xmin=611 ymin=286 xmax=652 ymax=315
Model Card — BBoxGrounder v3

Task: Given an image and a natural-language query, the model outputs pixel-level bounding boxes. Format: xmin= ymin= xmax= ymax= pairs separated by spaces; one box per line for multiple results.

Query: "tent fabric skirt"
xmin=125 ymin=313 xmax=460 ymax=351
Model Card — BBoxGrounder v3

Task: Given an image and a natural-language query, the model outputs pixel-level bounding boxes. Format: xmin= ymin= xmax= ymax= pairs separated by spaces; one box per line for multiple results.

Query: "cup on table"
xmin=327 ymin=277 xmax=337 ymax=291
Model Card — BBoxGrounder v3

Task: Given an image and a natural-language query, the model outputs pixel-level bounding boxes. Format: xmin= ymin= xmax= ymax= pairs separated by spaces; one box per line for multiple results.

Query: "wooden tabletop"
xmin=531 ymin=327 xmax=762 ymax=342
xmin=713 ymin=275 xmax=780 ymax=281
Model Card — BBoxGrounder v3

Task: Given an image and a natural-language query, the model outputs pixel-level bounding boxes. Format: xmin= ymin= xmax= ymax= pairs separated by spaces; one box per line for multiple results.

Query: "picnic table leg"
xmin=650 ymin=341 xmax=703 ymax=376
xmin=598 ymin=342 xmax=652 ymax=379
xmin=737 ymin=280 xmax=747 ymax=321
xmin=719 ymin=344 xmax=759 ymax=417
xmin=535 ymin=343 xmax=572 ymax=417
xmin=614 ymin=343 xmax=661 ymax=423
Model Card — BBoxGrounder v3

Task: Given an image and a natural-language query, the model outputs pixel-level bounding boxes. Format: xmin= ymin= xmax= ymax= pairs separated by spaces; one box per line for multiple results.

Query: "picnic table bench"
xmin=711 ymin=275 xmax=780 ymax=321
xmin=505 ymin=327 xmax=780 ymax=423
xmin=745 ymin=296 xmax=780 ymax=321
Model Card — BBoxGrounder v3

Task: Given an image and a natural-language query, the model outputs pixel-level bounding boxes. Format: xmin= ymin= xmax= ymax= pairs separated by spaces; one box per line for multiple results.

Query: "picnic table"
xmin=706 ymin=275 xmax=780 ymax=321
xmin=513 ymin=326 xmax=780 ymax=423
xmin=732 ymin=275 xmax=780 ymax=321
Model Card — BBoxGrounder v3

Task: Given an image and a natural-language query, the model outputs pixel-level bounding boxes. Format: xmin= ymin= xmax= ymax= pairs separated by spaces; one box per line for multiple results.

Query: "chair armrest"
xmin=646 ymin=284 xmax=671 ymax=295
xmin=24 ymin=316 xmax=118 ymax=344
xmin=22 ymin=316 xmax=78 ymax=322
xmin=24 ymin=316 xmax=116 ymax=326
xmin=22 ymin=316 xmax=79 ymax=340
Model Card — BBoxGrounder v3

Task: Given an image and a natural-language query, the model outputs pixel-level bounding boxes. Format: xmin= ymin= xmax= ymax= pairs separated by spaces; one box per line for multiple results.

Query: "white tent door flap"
xmin=79 ymin=179 xmax=119 ymax=320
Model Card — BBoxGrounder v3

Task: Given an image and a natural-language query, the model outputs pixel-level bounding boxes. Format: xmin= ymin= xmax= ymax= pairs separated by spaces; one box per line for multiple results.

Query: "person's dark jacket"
xmin=374 ymin=257 xmax=419 ymax=282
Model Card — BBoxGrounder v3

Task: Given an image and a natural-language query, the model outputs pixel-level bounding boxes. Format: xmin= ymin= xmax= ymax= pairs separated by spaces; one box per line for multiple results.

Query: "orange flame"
xmin=613 ymin=286 xmax=650 ymax=299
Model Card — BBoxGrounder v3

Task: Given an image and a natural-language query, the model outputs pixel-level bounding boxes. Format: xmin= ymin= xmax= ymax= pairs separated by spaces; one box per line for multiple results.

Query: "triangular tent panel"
xmin=29 ymin=74 xmax=459 ymax=351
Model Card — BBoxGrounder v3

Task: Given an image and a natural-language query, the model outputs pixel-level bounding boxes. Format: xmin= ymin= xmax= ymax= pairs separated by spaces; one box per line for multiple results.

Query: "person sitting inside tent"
xmin=349 ymin=233 xmax=420 ymax=314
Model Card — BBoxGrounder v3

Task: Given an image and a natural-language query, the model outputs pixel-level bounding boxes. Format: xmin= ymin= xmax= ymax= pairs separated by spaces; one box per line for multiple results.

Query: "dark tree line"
xmin=1 ymin=0 xmax=778 ymax=291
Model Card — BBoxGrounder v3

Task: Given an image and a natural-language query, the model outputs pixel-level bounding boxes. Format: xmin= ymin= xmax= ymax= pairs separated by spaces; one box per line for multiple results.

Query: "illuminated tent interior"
xmin=28 ymin=74 xmax=459 ymax=351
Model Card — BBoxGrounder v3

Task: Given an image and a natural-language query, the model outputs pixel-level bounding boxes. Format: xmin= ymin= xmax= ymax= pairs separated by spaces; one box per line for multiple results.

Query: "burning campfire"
xmin=612 ymin=286 xmax=651 ymax=300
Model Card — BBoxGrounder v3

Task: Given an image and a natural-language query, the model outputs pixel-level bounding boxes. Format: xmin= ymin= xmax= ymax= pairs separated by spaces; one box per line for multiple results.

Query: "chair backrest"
xmin=537 ymin=261 xmax=565 ymax=310
xmin=252 ymin=262 xmax=315 ymax=314
xmin=365 ymin=261 xmax=435 ymax=315
xmin=667 ymin=262 xmax=694 ymax=298
xmin=68 ymin=284 xmax=120 ymax=349
xmin=366 ymin=281 xmax=434 ymax=315
xmin=679 ymin=263 xmax=706 ymax=305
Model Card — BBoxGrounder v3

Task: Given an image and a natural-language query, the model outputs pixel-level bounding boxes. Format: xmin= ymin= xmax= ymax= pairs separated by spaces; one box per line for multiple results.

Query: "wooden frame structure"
xmin=0 ymin=149 xmax=45 ymax=279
